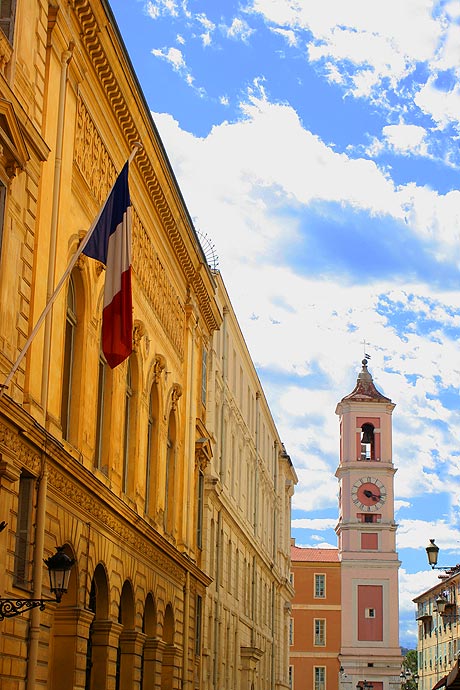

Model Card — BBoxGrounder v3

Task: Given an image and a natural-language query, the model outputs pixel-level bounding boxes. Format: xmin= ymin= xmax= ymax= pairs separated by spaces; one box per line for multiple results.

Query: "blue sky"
xmin=108 ymin=0 xmax=460 ymax=648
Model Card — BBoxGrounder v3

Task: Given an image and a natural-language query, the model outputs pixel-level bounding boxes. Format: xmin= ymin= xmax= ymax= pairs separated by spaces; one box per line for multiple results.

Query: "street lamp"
xmin=434 ymin=595 xmax=460 ymax=623
xmin=0 ymin=546 xmax=74 ymax=620
xmin=400 ymin=669 xmax=419 ymax=689
xmin=426 ymin=540 xmax=460 ymax=573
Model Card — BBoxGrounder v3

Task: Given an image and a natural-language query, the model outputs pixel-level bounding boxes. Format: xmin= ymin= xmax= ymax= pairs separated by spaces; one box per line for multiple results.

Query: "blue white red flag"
xmin=83 ymin=162 xmax=133 ymax=368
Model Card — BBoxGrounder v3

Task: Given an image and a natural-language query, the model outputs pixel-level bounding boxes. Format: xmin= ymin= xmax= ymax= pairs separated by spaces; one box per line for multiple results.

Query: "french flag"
xmin=83 ymin=162 xmax=133 ymax=368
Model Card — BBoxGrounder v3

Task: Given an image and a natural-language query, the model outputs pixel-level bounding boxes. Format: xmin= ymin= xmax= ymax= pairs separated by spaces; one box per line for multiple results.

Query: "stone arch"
xmin=161 ymin=603 xmax=178 ymax=690
xmin=83 ymin=563 xmax=111 ymax=690
xmin=91 ymin=562 xmax=110 ymax=620
xmin=116 ymin=580 xmax=138 ymax=690
xmin=119 ymin=579 xmax=135 ymax=629
xmin=140 ymin=593 xmax=158 ymax=689
xmin=162 ymin=603 xmax=175 ymax=645
xmin=143 ymin=592 xmax=157 ymax=637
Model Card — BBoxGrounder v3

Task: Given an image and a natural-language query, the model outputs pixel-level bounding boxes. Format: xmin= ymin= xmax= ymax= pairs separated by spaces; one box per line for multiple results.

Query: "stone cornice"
xmin=71 ymin=0 xmax=221 ymax=334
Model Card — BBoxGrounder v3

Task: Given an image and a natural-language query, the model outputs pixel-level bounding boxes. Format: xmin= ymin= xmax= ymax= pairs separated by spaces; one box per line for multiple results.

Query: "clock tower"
xmin=335 ymin=359 xmax=401 ymax=690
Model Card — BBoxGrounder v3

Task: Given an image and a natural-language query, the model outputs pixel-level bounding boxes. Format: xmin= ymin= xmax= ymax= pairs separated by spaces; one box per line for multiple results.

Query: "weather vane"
xmin=361 ymin=339 xmax=371 ymax=360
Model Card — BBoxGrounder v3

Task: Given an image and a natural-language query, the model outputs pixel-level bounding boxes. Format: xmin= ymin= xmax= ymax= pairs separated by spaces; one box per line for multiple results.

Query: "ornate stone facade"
xmin=202 ymin=273 xmax=297 ymax=690
xmin=0 ymin=2 xmax=221 ymax=689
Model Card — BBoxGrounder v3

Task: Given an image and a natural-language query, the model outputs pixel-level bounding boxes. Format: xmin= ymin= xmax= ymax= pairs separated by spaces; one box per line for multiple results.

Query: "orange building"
xmin=289 ymin=540 xmax=341 ymax=690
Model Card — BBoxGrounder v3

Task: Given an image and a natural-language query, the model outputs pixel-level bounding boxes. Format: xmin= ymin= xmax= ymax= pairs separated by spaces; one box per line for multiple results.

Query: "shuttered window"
xmin=14 ymin=472 xmax=34 ymax=587
xmin=0 ymin=0 xmax=16 ymax=43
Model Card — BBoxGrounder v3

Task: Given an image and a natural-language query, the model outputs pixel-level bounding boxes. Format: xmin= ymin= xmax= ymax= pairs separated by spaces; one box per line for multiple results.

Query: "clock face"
xmin=352 ymin=477 xmax=386 ymax=511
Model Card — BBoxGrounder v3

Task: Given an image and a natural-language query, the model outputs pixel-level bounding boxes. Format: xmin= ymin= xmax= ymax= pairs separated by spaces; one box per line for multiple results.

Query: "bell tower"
xmin=335 ymin=359 xmax=401 ymax=690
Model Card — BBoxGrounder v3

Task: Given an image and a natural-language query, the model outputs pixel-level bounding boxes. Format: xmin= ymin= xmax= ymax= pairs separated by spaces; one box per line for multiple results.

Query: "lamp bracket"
xmin=0 ymin=598 xmax=45 ymax=621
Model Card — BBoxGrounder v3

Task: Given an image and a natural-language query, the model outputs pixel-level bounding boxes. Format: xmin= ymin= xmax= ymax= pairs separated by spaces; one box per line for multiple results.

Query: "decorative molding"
xmin=72 ymin=1 xmax=219 ymax=334
xmin=132 ymin=320 xmax=145 ymax=352
xmin=0 ymin=422 xmax=41 ymax=475
xmin=171 ymin=384 xmax=183 ymax=411
xmin=0 ymin=98 xmax=29 ymax=180
xmin=74 ymin=97 xmax=116 ymax=206
xmin=132 ymin=211 xmax=185 ymax=358
xmin=0 ymin=30 xmax=13 ymax=75
xmin=73 ymin=97 xmax=186 ymax=358
xmin=195 ymin=437 xmax=212 ymax=471
xmin=153 ymin=354 xmax=167 ymax=384
xmin=46 ymin=464 xmax=185 ymax=583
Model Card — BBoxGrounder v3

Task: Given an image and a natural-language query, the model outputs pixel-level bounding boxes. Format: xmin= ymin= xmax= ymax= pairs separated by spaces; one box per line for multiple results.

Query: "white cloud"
xmin=381 ymin=124 xmax=429 ymax=156
xmin=399 ymin=568 xmax=439 ymax=613
xmin=270 ymin=27 xmax=298 ymax=47
xmin=146 ymin=0 xmax=179 ymax=19
xmin=415 ymin=78 xmax=460 ymax=131
xmin=225 ymin=17 xmax=254 ymax=42
xmin=151 ymin=46 xmax=186 ymax=70
xmin=247 ymin=0 xmax=460 ymax=133
xmin=291 ymin=518 xmax=337 ymax=531
xmin=151 ymin=93 xmax=460 ymax=568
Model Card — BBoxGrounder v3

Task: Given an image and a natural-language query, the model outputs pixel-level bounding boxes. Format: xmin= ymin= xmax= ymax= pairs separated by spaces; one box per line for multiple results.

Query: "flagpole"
xmin=0 ymin=143 xmax=142 ymax=399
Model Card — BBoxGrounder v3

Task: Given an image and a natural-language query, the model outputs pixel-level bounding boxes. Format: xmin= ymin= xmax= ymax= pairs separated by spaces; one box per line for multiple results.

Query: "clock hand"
xmin=363 ymin=489 xmax=380 ymax=501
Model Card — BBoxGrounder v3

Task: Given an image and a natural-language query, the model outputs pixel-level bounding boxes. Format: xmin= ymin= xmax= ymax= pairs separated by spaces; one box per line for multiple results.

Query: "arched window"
xmin=61 ymin=276 xmax=77 ymax=440
xmin=164 ymin=411 xmax=176 ymax=535
xmin=122 ymin=360 xmax=133 ymax=494
xmin=95 ymin=351 xmax=110 ymax=473
xmin=145 ymin=383 xmax=159 ymax=514
xmin=0 ymin=179 xmax=6 ymax=259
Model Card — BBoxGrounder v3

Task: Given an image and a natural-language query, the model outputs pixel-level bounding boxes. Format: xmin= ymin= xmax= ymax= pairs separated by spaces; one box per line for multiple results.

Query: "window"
xmin=145 ymin=383 xmax=159 ymax=514
xmin=122 ymin=360 xmax=132 ymax=493
xmin=95 ymin=351 xmax=109 ymax=472
xmin=14 ymin=471 xmax=34 ymax=587
xmin=61 ymin=277 xmax=77 ymax=440
xmin=289 ymin=666 xmax=294 ymax=690
xmin=365 ymin=608 xmax=376 ymax=619
xmin=314 ymin=667 xmax=326 ymax=690
xmin=196 ymin=470 xmax=204 ymax=549
xmin=0 ymin=180 xmax=6 ymax=258
xmin=164 ymin=411 xmax=176 ymax=534
xmin=195 ymin=595 xmax=202 ymax=655
xmin=289 ymin=618 xmax=294 ymax=646
xmin=201 ymin=347 xmax=207 ymax=406
xmin=0 ymin=0 xmax=16 ymax=43
xmin=314 ymin=619 xmax=326 ymax=646
xmin=315 ymin=573 xmax=326 ymax=598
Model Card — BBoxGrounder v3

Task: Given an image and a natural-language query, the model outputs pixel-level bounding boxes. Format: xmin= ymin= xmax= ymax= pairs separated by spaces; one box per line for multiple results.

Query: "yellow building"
xmin=201 ymin=272 xmax=298 ymax=690
xmin=0 ymin=1 xmax=224 ymax=688
xmin=414 ymin=569 xmax=460 ymax=690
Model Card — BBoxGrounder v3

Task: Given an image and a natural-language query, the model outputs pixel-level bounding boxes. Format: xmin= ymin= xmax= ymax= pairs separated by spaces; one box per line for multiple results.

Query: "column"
xmin=50 ymin=607 xmax=95 ymax=690
xmin=119 ymin=629 xmax=146 ymax=690
xmin=142 ymin=638 xmax=164 ymax=690
xmin=90 ymin=620 xmax=123 ymax=690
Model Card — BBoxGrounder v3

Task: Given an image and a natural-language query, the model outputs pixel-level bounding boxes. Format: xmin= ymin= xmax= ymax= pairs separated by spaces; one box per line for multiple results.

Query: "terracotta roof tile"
xmin=291 ymin=545 xmax=339 ymax=562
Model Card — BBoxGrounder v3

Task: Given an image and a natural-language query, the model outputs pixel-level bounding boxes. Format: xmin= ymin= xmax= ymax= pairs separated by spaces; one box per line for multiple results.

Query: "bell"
xmin=361 ymin=426 xmax=374 ymax=444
